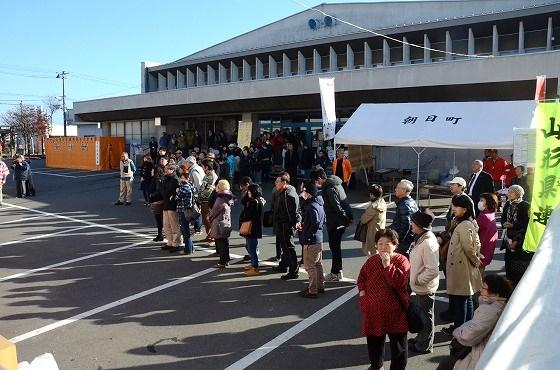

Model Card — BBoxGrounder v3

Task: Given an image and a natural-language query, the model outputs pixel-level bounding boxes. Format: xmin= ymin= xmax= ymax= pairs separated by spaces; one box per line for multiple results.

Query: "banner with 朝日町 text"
xmin=524 ymin=102 xmax=560 ymax=252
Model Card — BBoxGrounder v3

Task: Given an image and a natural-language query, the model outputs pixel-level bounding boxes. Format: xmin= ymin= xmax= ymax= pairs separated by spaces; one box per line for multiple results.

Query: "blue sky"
xmin=0 ymin=0 xmax=420 ymax=123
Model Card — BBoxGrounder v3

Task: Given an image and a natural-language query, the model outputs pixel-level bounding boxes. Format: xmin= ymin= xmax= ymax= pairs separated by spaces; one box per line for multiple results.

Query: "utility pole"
xmin=56 ymin=71 xmax=68 ymax=137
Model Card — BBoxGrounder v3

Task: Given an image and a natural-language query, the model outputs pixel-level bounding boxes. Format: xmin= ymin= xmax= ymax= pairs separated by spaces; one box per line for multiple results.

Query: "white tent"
xmin=334 ymin=100 xmax=537 ymax=198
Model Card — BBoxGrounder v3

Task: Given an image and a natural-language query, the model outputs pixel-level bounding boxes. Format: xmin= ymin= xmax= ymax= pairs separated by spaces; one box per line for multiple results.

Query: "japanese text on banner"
xmin=525 ymin=102 xmax=560 ymax=252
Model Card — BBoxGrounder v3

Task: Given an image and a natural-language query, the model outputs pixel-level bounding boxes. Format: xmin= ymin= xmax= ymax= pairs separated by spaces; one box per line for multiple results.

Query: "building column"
xmin=238 ymin=113 xmax=259 ymax=148
xmin=141 ymin=61 xmax=159 ymax=93
xmin=158 ymin=72 xmax=166 ymax=91
xmin=186 ymin=68 xmax=195 ymax=87
xmin=468 ymin=28 xmax=475 ymax=56
xmin=364 ymin=41 xmax=372 ymax=68
xmin=242 ymin=59 xmax=251 ymax=81
xmin=167 ymin=71 xmax=176 ymax=89
xmin=268 ymin=56 xmax=277 ymax=78
xmin=329 ymin=46 xmax=337 ymax=72
xmin=492 ymin=25 xmax=499 ymax=56
xmin=445 ymin=31 xmax=452 ymax=61
xmin=518 ymin=21 xmax=525 ymax=53
xmin=218 ymin=63 xmax=227 ymax=84
xmin=382 ymin=40 xmax=390 ymax=66
xmin=196 ymin=66 xmax=205 ymax=86
xmin=256 ymin=57 xmax=264 ymax=79
xmin=283 ymin=53 xmax=291 ymax=76
xmin=547 ymin=17 xmax=553 ymax=51
xmin=402 ymin=37 xmax=410 ymax=64
xmin=148 ymin=71 xmax=157 ymax=92
xmin=346 ymin=44 xmax=354 ymax=69
xmin=177 ymin=69 xmax=185 ymax=88
xmin=230 ymin=61 xmax=239 ymax=82
xmin=298 ymin=51 xmax=305 ymax=75
xmin=207 ymin=65 xmax=216 ymax=85
xmin=424 ymin=34 xmax=431 ymax=63
xmin=313 ymin=49 xmax=321 ymax=73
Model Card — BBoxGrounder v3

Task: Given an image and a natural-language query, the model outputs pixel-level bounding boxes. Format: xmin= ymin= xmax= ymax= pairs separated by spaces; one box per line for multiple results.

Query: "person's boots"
xmin=244 ymin=267 xmax=260 ymax=277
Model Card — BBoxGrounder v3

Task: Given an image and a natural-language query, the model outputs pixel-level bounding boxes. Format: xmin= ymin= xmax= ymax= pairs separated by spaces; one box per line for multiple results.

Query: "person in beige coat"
xmin=437 ymin=274 xmax=512 ymax=370
xmin=443 ymin=195 xmax=483 ymax=336
xmin=409 ymin=209 xmax=440 ymax=354
xmin=360 ymin=184 xmax=387 ymax=255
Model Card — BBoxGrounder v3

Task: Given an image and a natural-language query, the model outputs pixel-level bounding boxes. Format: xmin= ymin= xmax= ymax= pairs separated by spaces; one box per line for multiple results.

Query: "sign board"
xmin=513 ymin=128 xmax=537 ymax=167
xmin=237 ymin=121 xmax=252 ymax=149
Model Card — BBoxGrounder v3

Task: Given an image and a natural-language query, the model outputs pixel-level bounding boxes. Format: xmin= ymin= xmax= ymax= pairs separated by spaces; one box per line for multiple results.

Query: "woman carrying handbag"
xmin=239 ymin=184 xmax=265 ymax=276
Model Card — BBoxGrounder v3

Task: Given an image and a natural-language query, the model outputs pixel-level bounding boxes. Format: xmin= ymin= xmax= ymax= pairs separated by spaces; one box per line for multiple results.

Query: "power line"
xmin=292 ymin=0 xmax=490 ymax=59
xmin=0 ymin=70 xmax=54 ymax=79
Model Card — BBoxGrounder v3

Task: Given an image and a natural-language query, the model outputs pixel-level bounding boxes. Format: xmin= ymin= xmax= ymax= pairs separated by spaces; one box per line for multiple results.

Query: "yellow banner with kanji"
xmin=525 ymin=102 xmax=560 ymax=252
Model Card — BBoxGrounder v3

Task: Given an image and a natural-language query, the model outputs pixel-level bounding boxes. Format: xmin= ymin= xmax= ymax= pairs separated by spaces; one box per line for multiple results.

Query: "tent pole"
xmin=412 ymin=147 xmax=426 ymax=203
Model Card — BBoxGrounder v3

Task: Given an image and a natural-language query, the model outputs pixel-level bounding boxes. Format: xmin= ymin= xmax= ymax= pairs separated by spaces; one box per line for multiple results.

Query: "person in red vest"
xmin=483 ymin=149 xmax=508 ymax=190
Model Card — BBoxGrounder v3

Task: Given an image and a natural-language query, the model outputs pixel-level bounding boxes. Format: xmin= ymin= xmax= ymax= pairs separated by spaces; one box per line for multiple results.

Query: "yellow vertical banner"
xmin=525 ymin=102 xmax=560 ymax=252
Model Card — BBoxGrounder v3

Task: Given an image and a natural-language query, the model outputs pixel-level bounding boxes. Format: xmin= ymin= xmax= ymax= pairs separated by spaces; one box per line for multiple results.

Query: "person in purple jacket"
xmin=476 ymin=193 xmax=499 ymax=275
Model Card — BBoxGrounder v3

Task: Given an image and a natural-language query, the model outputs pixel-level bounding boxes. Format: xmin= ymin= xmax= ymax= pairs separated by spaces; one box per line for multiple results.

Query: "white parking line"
xmin=0 ymin=225 xmax=95 ymax=247
xmin=2 ymin=203 xmax=152 ymax=240
xmin=0 ymin=214 xmax=46 ymax=225
xmin=224 ymin=287 xmax=358 ymax=370
xmin=9 ymin=255 xmax=245 ymax=344
xmin=0 ymin=239 xmax=153 ymax=282
xmin=32 ymin=171 xmax=76 ymax=178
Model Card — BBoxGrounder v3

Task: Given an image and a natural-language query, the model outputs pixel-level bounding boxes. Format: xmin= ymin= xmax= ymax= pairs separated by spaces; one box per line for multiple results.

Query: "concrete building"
xmin=73 ymin=0 xmax=560 ymax=173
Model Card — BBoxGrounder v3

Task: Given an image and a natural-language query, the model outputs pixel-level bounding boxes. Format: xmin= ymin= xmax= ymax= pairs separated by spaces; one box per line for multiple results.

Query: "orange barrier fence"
xmin=45 ymin=137 xmax=125 ymax=170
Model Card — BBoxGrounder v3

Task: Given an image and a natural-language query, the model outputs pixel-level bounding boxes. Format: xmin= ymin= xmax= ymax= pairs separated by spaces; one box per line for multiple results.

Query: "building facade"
xmin=74 ymin=0 xmax=560 ymax=171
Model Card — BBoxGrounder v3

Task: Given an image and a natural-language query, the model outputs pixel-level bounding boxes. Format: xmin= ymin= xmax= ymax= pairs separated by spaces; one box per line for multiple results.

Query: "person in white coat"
xmin=408 ymin=209 xmax=440 ymax=354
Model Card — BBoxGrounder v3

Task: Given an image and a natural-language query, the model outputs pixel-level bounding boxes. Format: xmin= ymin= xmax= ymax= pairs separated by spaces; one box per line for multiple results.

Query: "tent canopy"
xmin=335 ymin=101 xmax=537 ymax=149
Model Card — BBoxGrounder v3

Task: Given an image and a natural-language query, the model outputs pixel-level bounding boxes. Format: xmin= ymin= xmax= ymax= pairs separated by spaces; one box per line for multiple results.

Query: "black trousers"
xmin=154 ymin=212 xmax=163 ymax=236
xmin=327 ymin=227 xmax=345 ymax=274
xmin=215 ymin=238 xmax=230 ymax=265
xmin=367 ymin=333 xmax=407 ymax=370
xmin=277 ymin=224 xmax=298 ymax=274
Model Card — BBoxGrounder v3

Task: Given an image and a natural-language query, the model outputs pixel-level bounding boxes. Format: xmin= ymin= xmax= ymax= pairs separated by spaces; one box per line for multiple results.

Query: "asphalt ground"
xmin=0 ymin=159 xmax=506 ymax=370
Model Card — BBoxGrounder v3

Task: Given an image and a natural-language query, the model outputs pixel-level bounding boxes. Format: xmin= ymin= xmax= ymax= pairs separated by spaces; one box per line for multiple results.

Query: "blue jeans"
xmin=178 ymin=211 xmax=193 ymax=254
xmin=192 ymin=213 xmax=202 ymax=232
xmin=450 ymin=294 xmax=473 ymax=328
xmin=245 ymin=237 xmax=259 ymax=268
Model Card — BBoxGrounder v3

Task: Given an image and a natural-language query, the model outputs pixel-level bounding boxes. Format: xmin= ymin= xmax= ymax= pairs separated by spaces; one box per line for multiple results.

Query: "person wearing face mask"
xmin=501 ymin=185 xmax=531 ymax=286
xmin=297 ymin=180 xmax=326 ymax=298
xmin=436 ymin=274 xmax=513 ymax=370
xmin=442 ymin=194 xmax=483 ymax=337
xmin=476 ymin=193 xmax=499 ymax=274
xmin=360 ymin=184 xmax=387 ymax=255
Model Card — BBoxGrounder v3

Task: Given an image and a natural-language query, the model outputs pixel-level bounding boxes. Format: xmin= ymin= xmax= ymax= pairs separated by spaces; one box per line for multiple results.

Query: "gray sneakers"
xmin=324 ymin=272 xmax=343 ymax=282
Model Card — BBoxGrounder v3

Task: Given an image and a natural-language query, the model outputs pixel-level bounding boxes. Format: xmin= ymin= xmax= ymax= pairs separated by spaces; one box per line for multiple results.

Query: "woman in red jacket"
xmin=357 ymin=229 xmax=410 ymax=370
xmin=476 ymin=193 xmax=499 ymax=274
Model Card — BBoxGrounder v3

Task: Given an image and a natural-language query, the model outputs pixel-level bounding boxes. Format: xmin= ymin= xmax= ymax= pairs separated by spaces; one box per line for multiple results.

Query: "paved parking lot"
xmin=0 ymin=160 xmax=506 ymax=369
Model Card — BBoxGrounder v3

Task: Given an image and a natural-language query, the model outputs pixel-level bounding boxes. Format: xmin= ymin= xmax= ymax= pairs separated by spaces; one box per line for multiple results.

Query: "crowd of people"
xmin=0 ymin=154 xmax=36 ymax=206
xmin=113 ymin=133 xmax=531 ymax=370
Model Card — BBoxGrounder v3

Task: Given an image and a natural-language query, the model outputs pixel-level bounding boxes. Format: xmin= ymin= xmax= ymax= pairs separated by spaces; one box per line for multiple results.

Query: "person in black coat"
xmin=284 ymin=142 xmax=299 ymax=186
xmin=501 ymin=185 xmax=531 ymax=286
xmin=160 ymin=164 xmax=181 ymax=250
xmin=300 ymin=144 xmax=314 ymax=179
xmin=140 ymin=155 xmax=154 ymax=204
xmin=466 ymin=160 xmax=495 ymax=207
xmin=12 ymin=155 xmax=29 ymax=198
xmin=149 ymin=137 xmax=158 ymax=163
xmin=240 ymin=183 xmax=264 ymax=276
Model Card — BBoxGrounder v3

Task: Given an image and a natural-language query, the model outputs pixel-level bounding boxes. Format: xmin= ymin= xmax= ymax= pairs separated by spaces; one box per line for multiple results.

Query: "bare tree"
xmin=2 ymin=103 xmax=49 ymax=155
xmin=43 ymin=96 xmax=61 ymax=135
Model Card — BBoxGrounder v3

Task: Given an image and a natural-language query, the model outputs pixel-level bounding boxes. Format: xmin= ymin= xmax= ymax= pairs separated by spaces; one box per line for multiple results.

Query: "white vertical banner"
xmin=319 ymin=77 xmax=336 ymax=141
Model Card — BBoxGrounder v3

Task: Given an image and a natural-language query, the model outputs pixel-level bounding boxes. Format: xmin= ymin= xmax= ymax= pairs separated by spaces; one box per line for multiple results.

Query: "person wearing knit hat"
xmin=501 ymin=184 xmax=531 ymax=285
xmin=298 ymin=180 xmax=326 ymax=297
xmin=409 ymin=208 xmax=440 ymax=353
xmin=443 ymin=195 xmax=483 ymax=336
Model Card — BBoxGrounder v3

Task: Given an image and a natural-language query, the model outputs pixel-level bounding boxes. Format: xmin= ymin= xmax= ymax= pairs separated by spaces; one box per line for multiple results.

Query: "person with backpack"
xmin=311 ymin=168 xmax=353 ymax=282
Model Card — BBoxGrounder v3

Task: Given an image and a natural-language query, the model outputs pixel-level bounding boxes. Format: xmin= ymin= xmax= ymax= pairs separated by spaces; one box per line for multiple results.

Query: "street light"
xmin=56 ymin=71 xmax=68 ymax=137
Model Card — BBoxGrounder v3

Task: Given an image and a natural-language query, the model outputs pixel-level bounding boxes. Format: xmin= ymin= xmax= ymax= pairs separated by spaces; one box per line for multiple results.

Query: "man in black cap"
xmin=408 ymin=209 xmax=440 ymax=354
